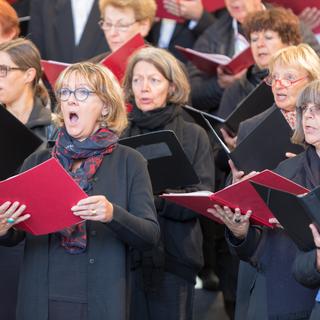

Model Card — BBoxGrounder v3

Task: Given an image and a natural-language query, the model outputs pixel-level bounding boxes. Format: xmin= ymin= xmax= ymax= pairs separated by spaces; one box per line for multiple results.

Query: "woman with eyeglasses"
xmin=122 ymin=47 xmax=215 ymax=320
xmin=218 ymin=7 xmax=301 ymax=149
xmin=90 ymin=0 xmax=156 ymax=63
xmin=0 ymin=38 xmax=55 ymax=141
xmin=207 ymin=44 xmax=320 ymax=320
xmin=0 ymin=62 xmax=160 ymax=320
xmin=287 ymin=80 xmax=320 ymax=320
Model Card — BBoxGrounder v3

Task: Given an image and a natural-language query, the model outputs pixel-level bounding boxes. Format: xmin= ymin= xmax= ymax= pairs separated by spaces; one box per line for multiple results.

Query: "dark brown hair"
xmin=243 ymin=7 xmax=301 ymax=46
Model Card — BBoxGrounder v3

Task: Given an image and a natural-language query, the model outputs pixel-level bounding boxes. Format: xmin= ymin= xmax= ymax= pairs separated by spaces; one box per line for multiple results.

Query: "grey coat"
xmin=0 ymin=145 xmax=160 ymax=320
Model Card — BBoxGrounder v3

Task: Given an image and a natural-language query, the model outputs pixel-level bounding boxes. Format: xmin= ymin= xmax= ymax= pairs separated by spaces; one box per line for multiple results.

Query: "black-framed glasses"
xmin=57 ymin=88 xmax=95 ymax=102
xmin=298 ymin=104 xmax=320 ymax=115
xmin=264 ymin=75 xmax=308 ymax=88
xmin=0 ymin=64 xmax=26 ymax=78
xmin=98 ymin=19 xmax=137 ymax=32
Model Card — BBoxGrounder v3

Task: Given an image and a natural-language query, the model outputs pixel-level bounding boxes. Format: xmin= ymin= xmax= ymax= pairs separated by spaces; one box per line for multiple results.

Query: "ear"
xmin=138 ymin=18 xmax=152 ymax=38
xmin=101 ymin=104 xmax=109 ymax=117
xmin=168 ymin=83 xmax=176 ymax=96
xmin=24 ymin=67 xmax=37 ymax=85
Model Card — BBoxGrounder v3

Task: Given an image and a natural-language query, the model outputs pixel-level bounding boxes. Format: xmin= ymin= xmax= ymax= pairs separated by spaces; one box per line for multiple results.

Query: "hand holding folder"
xmin=161 ymin=169 xmax=308 ymax=227
xmin=0 ymin=158 xmax=86 ymax=235
xmin=176 ymin=45 xmax=254 ymax=75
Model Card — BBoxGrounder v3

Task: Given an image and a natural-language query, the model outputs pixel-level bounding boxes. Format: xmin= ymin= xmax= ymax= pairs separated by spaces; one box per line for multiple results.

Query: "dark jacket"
xmin=28 ymin=0 xmax=109 ymax=63
xmin=188 ymin=7 xmax=320 ymax=114
xmin=226 ymin=151 xmax=317 ymax=320
xmin=218 ymin=66 xmax=268 ymax=119
xmin=123 ymin=105 xmax=215 ymax=283
xmin=147 ymin=10 xmax=217 ymax=63
xmin=293 ymin=250 xmax=320 ymax=320
xmin=0 ymin=145 xmax=160 ymax=320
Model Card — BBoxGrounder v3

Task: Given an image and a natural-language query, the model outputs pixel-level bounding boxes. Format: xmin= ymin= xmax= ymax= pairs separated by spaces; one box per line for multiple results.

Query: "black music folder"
xmin=250 ymin=181 xmax=320 ymax=251
xmin=119 ymin=130 xmax=199 ymax=194
xmin=203 ymin=108 xmax=304 ymax=173
xmin=0 ymin=105 xmax=43 ymax=180
xmin=183 ymin=82 xmax=274 ymax=136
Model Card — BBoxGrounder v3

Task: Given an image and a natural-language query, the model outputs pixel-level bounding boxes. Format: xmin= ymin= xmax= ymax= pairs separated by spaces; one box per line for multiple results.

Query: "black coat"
xmin=123 ymin=106 xmax=215 ymax=282
xmin=227 ymin=151 xmax=318 ymax=319
xmin=0 ymin=145 xmax=160 ymax=320
xmin=146 ymin=10 xmax=216 ymax=63
xmin=28 ymin=0 xmax=109 ymax=63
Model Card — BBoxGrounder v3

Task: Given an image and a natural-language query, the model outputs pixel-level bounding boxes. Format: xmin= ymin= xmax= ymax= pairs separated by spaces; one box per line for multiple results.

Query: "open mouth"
xmin=69 ymin=112 xmax=79 ymax=124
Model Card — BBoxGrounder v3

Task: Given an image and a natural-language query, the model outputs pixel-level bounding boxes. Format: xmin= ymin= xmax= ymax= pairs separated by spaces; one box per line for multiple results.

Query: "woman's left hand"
xmin=71 ymin=195 xmax=113 ymax=223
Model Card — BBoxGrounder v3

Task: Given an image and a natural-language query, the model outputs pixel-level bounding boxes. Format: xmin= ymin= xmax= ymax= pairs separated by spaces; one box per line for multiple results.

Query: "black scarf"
xmin=127 ymin=104 xmax=181 ymax=135
xmin=52 ymin=127 xmax=118 ymax=254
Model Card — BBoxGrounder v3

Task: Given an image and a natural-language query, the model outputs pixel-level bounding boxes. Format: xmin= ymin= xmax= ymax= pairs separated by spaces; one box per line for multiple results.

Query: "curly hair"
xmin=243 ymin=7 xmax=301 ymax=46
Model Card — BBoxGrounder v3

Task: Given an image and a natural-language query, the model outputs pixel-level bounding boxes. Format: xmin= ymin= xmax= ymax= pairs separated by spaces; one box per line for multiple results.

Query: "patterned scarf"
xmin=52 ymin=126 xmax=118 ymax=254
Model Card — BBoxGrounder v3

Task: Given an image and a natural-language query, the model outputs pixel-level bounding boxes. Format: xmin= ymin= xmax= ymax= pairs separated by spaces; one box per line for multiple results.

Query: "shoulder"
xmin=21 ymin=148 xmax=52 ymax=173
xmin=108 ymin=144 xmax=147 ymax=168
xmin=274 ymin=151 xmax=306 ymax=179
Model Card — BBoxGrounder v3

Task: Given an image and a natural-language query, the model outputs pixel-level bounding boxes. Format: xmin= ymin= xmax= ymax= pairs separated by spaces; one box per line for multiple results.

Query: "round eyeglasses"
xmin=57 ymin=88 xmax=95 ymax=102
xmin=264 ymin=75 xmax=308 ymax=88
xmin=0 ymin=64 xmax=26 ymax=78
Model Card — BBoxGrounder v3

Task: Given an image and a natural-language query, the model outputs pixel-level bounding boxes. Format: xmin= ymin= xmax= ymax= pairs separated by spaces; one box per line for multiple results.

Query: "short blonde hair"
xmin=292 ymin=80 xmax=320 ymax=145
xmin=55 ymin=62 xmax=128 ymax=136
xmin=269 ymin=44 xmax=320 ymax=81
xmin=99 ymin=0 xmax=156 ymax=24
xmin=123 ymin=47 xmax=190 ymax=105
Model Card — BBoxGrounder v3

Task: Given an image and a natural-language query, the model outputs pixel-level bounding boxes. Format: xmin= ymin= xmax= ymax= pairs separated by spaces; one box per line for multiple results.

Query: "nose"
xmin=141 ymin=79 xmax=150 ymax=92
xmin=67 ymin=91 xmax=77 ymax=104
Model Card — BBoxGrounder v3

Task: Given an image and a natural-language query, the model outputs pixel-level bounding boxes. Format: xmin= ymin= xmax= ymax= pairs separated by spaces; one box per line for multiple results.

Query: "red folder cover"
xmin=41 ymin=60 xmax=70 ymax=88
xmin=0 ymin=158 xmax=87 ymax=235
xmin=161 ymin=170 xmax=308 ymax=227
xmin=176 ymin=45 xmax=254 ymax=75
xmin=156 ymin=0 xmax=225 ymax=22
xmin=101 ymin=33 xmax=145 ymax=82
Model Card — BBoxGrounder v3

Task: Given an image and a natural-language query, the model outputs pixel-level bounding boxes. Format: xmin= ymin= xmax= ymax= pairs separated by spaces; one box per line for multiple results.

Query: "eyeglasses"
xmin=98 ymin=19 xmax=137 ymax=32
xmin=264 ymin=75 xmax=308 ymax=88
xmin=57 ymin=88 xmax=95 ymax=102
xmin=298 ymin=104 xmax=320 ymax=115
xmin=0 ymin=64 xmax=26 ymax=78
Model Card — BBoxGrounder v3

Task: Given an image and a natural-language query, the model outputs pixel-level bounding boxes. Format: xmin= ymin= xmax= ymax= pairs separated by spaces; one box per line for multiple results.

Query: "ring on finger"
xmin=91 ymin=209 xmax=97 ymax=216
xmin=233 ymin=216 xmax=241 ymax=224
xmin=7 ymin=217 xmax=15 ymax=224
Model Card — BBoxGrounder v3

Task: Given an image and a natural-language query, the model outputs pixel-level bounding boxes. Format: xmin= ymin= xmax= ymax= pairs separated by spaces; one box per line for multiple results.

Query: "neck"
xmin=6 ymin=89 xmax=34 ymax=124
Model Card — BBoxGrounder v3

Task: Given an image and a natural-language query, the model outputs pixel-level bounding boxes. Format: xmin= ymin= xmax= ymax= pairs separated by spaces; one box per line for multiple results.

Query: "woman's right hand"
xmin=0 ymin=201 xmax=29 ymax=237
xmin=207 ymin=205 xmax=252 ymax=239
xmin=229 ymin=159 xmax=258 ymax=184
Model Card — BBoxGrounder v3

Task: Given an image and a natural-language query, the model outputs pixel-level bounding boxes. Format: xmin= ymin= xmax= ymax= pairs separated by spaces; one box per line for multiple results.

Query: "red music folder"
xmin=161 ymin=170 xmax=308 ymax=227
xmin=41 ymin=60 xmax=70 ymax=88
xmin=176 ymin=45 xmax=254 ymax=75
xmin=0 ymin=158 xmax=87 ymax=235
xmin=156 ymin=0 xmax=225 ymax=22
xmin=101 ymin=33 xmax=145 ymax=82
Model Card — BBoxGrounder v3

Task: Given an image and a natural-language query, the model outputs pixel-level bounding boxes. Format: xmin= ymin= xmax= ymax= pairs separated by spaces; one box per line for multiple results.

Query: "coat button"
xmin=89 ymin=258 xmax=95 ymax=264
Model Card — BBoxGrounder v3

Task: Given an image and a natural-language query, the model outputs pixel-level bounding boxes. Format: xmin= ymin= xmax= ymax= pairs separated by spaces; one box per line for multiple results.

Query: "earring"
xmin=100 ymin=114 xmax=107 ymax=128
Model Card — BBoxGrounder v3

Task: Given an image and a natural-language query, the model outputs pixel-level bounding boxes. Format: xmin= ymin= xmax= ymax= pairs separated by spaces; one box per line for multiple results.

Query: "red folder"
xmin=101 ymin=33 xmax=145 ymax=82
xmin=176 ymin=45 xmax=254 ymax=75
xmin=0 ymin=158 xmax=87 ymax=235
xmin=41 ymin=60 xmax=70 ymax=88
xmin=156 ymin=0 xmax=225 ymax=22
xmin=161 ymin=170 xmax=308 ymax=227
xmin=269 ymin=0 xmax=320 ymax=32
